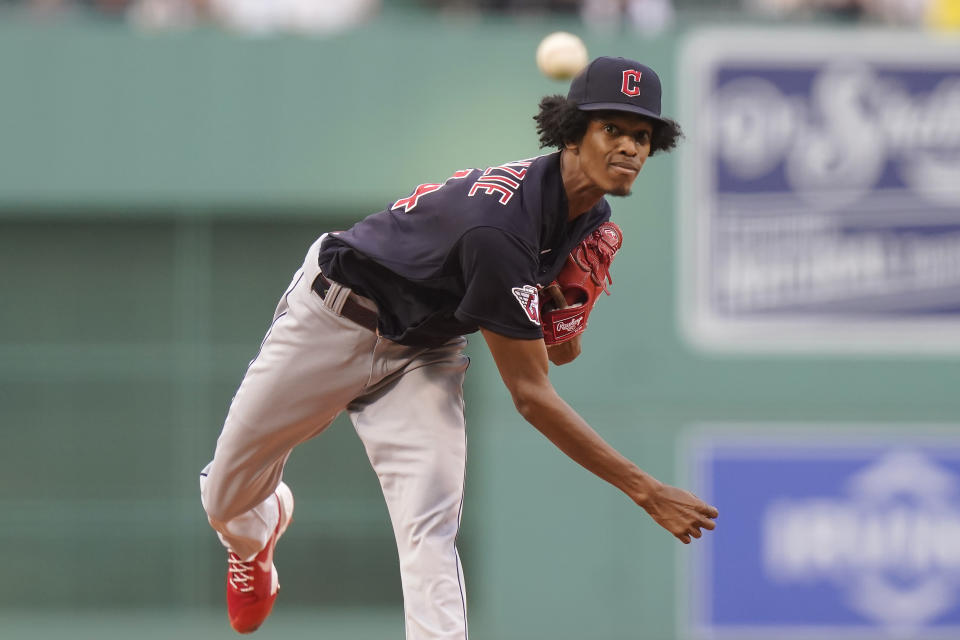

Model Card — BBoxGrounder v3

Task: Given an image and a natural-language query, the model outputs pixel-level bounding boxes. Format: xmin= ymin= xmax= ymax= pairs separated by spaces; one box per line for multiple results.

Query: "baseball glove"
xmin=541 ymin=221 xmax=623 ymax=345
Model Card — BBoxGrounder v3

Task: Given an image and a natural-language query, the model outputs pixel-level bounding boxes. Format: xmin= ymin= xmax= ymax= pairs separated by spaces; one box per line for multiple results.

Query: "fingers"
xmin=676 ymin=528 xmax=702 ymax=544
xmin=545 ymin=284 xmax=567 ymax=309
xmin=686 ymin=509 xmax=717 ymax=541
xmin=649 ymin=485 xmax=718 ymax=544
xmin=684 ymin=522 xmax=706 ymax=541
xmin=677 ymin=508 xmax=717 ymax=544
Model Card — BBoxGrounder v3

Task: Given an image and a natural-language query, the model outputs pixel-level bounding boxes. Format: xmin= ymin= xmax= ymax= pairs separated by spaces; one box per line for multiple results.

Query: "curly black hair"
xmin=534 ymin=95 xmax=683 ymax=156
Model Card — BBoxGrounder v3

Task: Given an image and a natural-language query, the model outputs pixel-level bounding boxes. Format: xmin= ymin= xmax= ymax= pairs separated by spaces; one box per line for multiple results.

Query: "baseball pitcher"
xmin=199 ymin=56 xmax=719 ymax=638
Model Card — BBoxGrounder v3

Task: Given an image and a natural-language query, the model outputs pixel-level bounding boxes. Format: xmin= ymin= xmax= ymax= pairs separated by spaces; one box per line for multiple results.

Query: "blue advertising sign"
xmin=683 ymin=426 xmax=960 ymax=639
xmin=679 ymin=30 xmax=960 ymax=353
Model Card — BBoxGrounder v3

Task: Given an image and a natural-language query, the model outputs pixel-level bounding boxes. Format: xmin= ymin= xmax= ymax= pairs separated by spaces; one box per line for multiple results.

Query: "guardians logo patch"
xmin=511 ymin=285 xmax=541 ymax=325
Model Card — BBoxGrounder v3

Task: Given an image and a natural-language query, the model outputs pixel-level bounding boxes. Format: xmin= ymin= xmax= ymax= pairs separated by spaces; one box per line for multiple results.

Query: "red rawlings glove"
xmin=541 ymin=221 xmax=623 ymax=345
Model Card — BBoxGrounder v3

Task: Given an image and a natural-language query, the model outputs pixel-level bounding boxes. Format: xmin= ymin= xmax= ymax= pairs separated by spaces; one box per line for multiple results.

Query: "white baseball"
xmin=535 ymin=32 xmax=588 ymax=81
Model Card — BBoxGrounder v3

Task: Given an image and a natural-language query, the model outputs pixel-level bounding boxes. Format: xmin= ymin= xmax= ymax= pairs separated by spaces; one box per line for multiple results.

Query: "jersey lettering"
xmin=496 ymin=165 xmax=528 ymax=181
xmin=468 ymin=181 xmax=513 ymax=205
xmin=621 ymin=70 xmax=643 ymax=97
xmin=476 ymin=173 xmax=520 ymax=190
xmin=467 ymin=161 xmax=532 ymax=206
xmin=392 ymin=169 xmax=474 ymax=213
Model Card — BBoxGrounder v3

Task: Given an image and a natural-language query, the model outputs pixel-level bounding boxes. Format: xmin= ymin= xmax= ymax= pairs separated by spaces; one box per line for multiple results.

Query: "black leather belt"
xmin=311 ymin=273 xmax=379 ymax=332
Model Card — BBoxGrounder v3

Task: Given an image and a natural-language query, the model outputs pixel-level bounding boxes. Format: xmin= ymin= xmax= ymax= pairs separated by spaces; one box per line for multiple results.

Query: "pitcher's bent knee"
xmin=199 ymin=464 xmax=246 ymax=525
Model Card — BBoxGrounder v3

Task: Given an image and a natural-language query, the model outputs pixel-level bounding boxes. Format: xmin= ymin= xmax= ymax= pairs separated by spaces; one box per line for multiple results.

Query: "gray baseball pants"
xmin=200 ymin=235 xmax=471 ymax=639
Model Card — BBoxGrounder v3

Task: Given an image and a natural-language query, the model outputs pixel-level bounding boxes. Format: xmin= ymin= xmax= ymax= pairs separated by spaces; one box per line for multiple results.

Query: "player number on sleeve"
xmin=391 ymin=170 xmax=474 ymax=213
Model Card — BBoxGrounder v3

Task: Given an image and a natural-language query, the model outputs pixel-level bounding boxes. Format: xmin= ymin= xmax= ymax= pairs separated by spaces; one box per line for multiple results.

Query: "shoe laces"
xmin=228 ymin=553 xmax=255 ymax=593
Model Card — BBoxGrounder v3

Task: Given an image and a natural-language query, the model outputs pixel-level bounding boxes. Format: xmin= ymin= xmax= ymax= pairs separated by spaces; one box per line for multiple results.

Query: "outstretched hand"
xmin=640 ymin=483 xmax=718 ymax=544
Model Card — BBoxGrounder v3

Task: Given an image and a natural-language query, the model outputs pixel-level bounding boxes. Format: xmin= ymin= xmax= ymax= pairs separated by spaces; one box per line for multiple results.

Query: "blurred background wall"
xmin=2 ymin=0 xmax=960 ymax=639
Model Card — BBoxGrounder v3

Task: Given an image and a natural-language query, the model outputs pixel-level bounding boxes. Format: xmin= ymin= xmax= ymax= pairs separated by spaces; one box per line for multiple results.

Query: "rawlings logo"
xmin=555 ymin=316 xmax=584 ymax=334
xmin=511 ymin=285 xmax=541 ymax=325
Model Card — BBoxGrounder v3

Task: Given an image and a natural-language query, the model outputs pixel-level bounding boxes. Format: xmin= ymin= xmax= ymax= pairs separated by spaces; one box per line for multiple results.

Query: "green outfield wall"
xmin=3 ymin=10 xmax=960 ymax=640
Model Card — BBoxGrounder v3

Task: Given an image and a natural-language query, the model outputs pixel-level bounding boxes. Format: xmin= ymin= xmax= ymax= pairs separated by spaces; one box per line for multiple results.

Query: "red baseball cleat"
xmin=226 ymin=482 xmax=294 ymax=634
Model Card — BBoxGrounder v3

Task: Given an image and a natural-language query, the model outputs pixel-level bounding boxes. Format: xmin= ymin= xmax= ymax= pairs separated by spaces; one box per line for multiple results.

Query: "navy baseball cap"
xmin=567 ymin=56 xmax=667 ymax=124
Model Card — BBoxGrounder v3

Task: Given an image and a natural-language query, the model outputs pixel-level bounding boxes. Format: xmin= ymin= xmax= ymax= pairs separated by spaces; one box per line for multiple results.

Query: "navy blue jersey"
xmin=317 ymin=151 xmax=611 ymax=346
